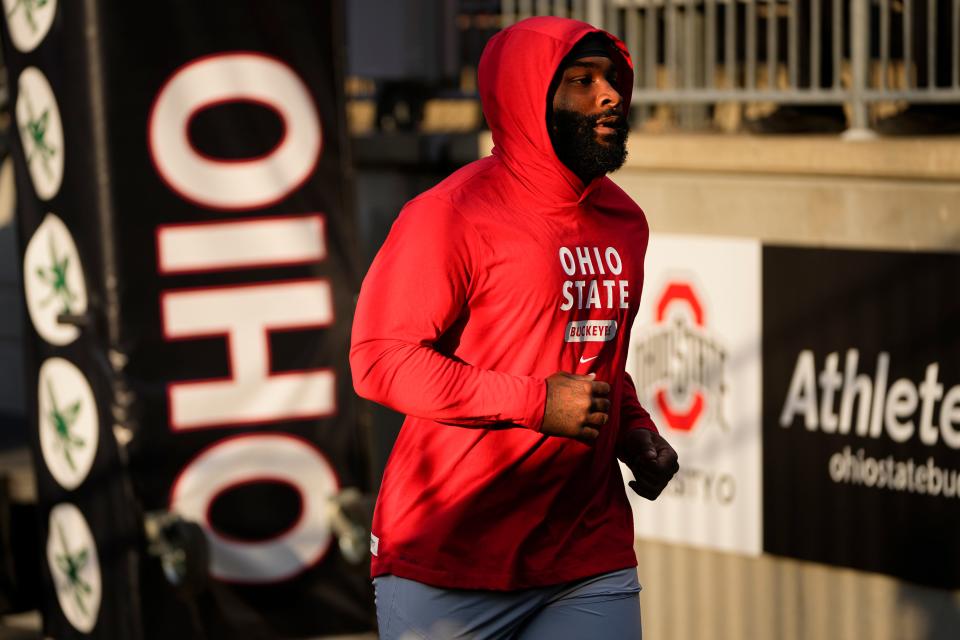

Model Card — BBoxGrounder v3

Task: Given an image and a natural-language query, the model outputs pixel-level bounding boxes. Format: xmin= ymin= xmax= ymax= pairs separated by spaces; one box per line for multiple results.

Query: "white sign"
xmin=16 ymin=66 xmax=64 ymax=200
xmin=47 ymin=503 xmax=102 ymax=633
xmin=2 ymin=0 xmax=57 ymax=52
xmin=38 ymin=358 xmax=99 ymax=490
xmin=23 ymin=213 xmax=88 ymax=346
xmin=624 ymin=233 xmax=762 ymax=556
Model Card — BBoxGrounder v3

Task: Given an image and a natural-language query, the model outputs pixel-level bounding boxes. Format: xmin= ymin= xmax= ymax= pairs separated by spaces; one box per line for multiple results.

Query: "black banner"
xmin=3 ymin=0 xmax=144 ymax=637
xmin=763 ymin=245 xmax=960 ymax=589
xmin=5 ymin=0 xmax=373 ymax=637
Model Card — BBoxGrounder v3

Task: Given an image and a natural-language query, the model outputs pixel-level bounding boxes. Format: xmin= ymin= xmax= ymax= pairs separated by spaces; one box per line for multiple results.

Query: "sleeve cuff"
xmin=518 ymin=377 xmax=547 ymax=431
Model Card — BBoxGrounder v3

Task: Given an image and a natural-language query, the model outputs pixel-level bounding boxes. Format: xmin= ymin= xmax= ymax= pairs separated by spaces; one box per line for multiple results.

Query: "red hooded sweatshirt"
xmin=350 ymin=17 xmax=657 ymax=590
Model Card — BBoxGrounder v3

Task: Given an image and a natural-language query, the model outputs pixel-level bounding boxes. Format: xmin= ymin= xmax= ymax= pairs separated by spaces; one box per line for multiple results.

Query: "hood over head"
xmin=478 ymin=17 xmax=634 ymax=204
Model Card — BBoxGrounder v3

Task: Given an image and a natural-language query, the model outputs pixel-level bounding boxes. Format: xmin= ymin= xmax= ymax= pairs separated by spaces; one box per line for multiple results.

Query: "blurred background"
xmin=1 ymin=0 xmax=959 ymax=638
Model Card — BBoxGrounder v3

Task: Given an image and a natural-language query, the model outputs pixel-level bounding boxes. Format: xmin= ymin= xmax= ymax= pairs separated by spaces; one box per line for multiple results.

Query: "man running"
xmin=351 ymin=16 xmax=678 ymax=639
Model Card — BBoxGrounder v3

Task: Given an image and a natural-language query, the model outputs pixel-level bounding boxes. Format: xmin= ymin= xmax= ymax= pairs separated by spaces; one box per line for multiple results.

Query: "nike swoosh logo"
xmin=579 ymin=355 xmax=599 ymax=364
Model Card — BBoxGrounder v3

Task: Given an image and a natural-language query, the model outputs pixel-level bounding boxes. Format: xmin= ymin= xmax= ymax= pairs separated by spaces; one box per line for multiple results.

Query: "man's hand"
xmin=541 ymin=372 xmax=611 ymax=444
xmin=621 ymin=428 xmax=679 ymax=500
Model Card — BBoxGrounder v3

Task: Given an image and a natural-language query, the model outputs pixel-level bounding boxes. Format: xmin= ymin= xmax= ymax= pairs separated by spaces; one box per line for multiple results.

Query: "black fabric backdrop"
xmin=763 ymin=245 xmax=960 ymax=589
xmin=3 ymin=0 xmax=144 ymax=637
xmin=5 ymin=1 xmax=374 ymax=637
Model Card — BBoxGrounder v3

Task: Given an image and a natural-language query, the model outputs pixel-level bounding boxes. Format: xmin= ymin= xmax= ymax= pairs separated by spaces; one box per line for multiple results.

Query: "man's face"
xmin=550 ymin=55 xmax=628 ymax=182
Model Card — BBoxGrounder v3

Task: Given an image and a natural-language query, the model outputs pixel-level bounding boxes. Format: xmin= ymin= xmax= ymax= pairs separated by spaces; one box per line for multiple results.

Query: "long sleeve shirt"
xmin=350 ymin=16 xmax=657 ymax=590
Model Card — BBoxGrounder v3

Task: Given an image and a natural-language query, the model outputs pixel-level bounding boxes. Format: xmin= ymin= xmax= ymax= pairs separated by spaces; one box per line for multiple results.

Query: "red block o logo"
xmin=654 ymin=282 xmax=705 ymax=432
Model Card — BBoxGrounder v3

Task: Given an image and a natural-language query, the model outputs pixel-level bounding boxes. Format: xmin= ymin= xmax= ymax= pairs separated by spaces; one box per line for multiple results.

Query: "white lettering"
xmin=163 ymin=280 xmax=335 ymax=429
xmin=149 ymin=53 xmax=321 ymax=210
xmin=664 ymin=467 xmax=736 ymax=503
xmin=869 ymin=353 xmax=890 ymax=438
xmin=916 ymin=464 xmax=928 ymax=493
xmin=558 ymin=247 xmax=576 ymax=276
xmin=158 ymin=215 xmax=325 ymax=274
xmin=586 ymin=280 xmax=601 ymax=309
xmin=602 ymin=280 xmax=615 ymax=308
xmin=170 ymin=434 xmax=337 ymax=582
xmin=558 ymin=247 xmax=628 ymax=310
xmin=918 ymin=363 xmax=944 ymax=446
xmin=829 ymin=451 xmax=848 ymax=481
xmin=885 ymin=378 xmax=918 ymax=443
xmin=560 ymin=281 xmax=574 ymax=311
xmin=780 ymin=350 xmax=819 ymax=429
xmin=575 ymin=246 xmax=594 ymax=275
xmin=593 ymin=247 xmax=605 ymax=274
xmin=939 ymin=385 xmax=960 ymax=448
xmin=782 ymin=350 xmax=960 ymax=450
xmin=839 ymin=349 xmax=872 ymax=436
xmin=818 ymin=352 xmax=842 ymax=433
xmin=605 ymin=247 xmax=623 ymax=275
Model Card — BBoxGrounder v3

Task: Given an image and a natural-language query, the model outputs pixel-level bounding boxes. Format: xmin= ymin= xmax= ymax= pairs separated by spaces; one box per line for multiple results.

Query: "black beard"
xmin=550 ymin=108 xmax=628 ymax=183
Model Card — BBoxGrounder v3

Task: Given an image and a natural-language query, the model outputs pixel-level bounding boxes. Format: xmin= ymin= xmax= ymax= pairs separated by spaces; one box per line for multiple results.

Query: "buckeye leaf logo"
xmin=19 ymin=88 xmax=57 ymax=180
xmin=47 ymin=503 xmax=101 ymax=632
xmin=53 ymin=522 xmax=93 ymax=616
xmin=45 ymin=380 xmax=85 ymax=471
xmin=23 ymin=215 xmax=87 ymax=346
xmin=35 ymin=231 xmax=77 ymax=317
xmin=16 ymin=67 xmax=64 ymax=200
xmin=37 ymin=358 xmax=98 ymax=490
xmin=6 ymin=0 xmax=50 ymax=34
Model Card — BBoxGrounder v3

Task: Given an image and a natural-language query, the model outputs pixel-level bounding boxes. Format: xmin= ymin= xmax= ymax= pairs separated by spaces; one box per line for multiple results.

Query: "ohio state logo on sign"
xmin=632 ymin=280 xmax=727 ymax=432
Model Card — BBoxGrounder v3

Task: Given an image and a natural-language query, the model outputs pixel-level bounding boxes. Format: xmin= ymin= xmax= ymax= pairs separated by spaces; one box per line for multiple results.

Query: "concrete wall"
xmin=634 ymin=538 xmax=960 ymax=640
xmin=481 ymin=131 xmax=960 ymax=640
xmin=626 ymin=135 xmax=960 ymax=640
xmin=616 ymin=134 xmax=960 ymax=254
xmin=620 ymin=135 xmax=960 ymax=640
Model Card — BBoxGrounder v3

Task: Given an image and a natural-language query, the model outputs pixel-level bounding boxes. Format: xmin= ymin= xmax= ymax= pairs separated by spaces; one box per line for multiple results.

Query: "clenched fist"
xmin=620 ymin=428 xmax=679 ymax=501
xmin=541 ymin=372 xmax=611 ymax=444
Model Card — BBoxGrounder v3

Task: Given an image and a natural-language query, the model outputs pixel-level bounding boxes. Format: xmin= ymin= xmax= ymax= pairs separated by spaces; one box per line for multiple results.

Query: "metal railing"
xmin=502 ymin=0 xmax=960 ymax=133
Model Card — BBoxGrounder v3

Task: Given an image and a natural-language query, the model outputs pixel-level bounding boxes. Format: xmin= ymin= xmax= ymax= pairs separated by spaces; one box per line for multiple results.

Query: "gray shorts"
xmin=373 ymin=567 xmax=642 ymax=640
